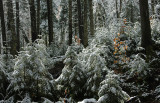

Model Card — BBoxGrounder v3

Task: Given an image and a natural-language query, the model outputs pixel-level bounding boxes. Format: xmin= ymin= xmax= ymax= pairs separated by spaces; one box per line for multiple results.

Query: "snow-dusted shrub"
xmin=42 ymin=97 xmax=53 ymax=103
xmin=56 ymin=46 xmax=86 ymax=99
xmin=48 ymin=42 xmax=68 ymax=57
xmin=155 ymin=85 xmax=160 ymax=101
xmin=83 ymin=52 xmax=108 ymax=98
xmin=9 ymin=39 xmax=54 ymax=98
xmin=21 ymin=94 xmax=32 ymax=103
xmin=0 ymin=55 xmax=6 ymax=95
xmin=151 ymin=19 xmax=160 ymax=41
xmin=150 ymin=5 xmax=160 ymax=41
xmin=97 ymin=71 xmax=130 ymax=103
xmin=88 ymin=28 xmax=114 ymax=67
xmin=0 ymin=96 xmax=14 ymax=103
xmin=0 ymin=53 xmax=14 ymax=99
xmin=127 ymin=54 xmax=149 ymax=78
xmin=78 ymin=98 xmax=97 ymax=103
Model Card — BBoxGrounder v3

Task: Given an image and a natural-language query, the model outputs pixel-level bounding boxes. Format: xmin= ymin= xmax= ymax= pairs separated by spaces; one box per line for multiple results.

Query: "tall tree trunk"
xmin=151 ymin=0 xmax=155 ymax=15
xmin=68 ymin=0 xmax=72 ymax=45
xmin=83 ymin=0 xmax=88 ymax=47
xmin=16 ymin=0 xmax=20 ymax=52
xmin=139 ymin=0 xmax=152 ymax=50
xmin=7 ymin=0 xmax=18 ymax=56
xmin=47 ymin=0 xmax=54 ymax=45
xmin=130 ymin=1 xmax=134 ymax=23
xmin=88 ymin=0 xmax=94 ymax=36
xmin=73 ymin=0 xmax=78 ymax=37
xmin=37 ymin=0 xmax=40 ymax=36
xmin=77 ymin=0 xmax=83 ymax=44
xmin=119 ymin=0 xmax=122 ymax=16
xmin=29 ymin=0 xmax=37 ymax=42
xmin=0 ymin=0 xmax=6 ymax=48
xmin=115 ymin=0 xmax=119 ymax=18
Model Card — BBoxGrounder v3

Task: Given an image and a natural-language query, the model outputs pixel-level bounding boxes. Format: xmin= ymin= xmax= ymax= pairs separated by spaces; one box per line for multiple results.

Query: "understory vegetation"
xmin=0 ymin=0 xmax=160 ymax=103
xmin=0 ymin=21 xmax=160 ymax=102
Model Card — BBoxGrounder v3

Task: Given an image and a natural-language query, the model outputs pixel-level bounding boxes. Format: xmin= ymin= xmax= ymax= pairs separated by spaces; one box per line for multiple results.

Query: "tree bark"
xmin=130 ymin=1 xmax=134 ymax=23
xmin=68 ymin=0 xmax=72 ymax=45
xmin=139 ymin=0 xmax=152 ymax=49
xmin=47 ymin=0 xmax=54 ymax=45
xmin=7 ymin=0 xmax=18 ymax=56
xmin=16 ymin=0 xmax=20 ymax=52
xmin=37 ymin=0 xmax=40 ymax=36
xmin=0 ymin=0 xmax=6 ymax=48
xmin=119 ymin=0 xmax=122 ymax=16
xmin=77 ymin=0 xmax=83 ymax=44
xmin=29 ymin=0 xmax=37 ymax=42
xmin=88 ymin=0 xmax=94 ymax=36
xmin=83 ymin=0 xmax=88 ymax=47
xmin=151 ymin=0 xmax=155 ymax=15
xmin=115 ymin=0 xmax=119 ymax=18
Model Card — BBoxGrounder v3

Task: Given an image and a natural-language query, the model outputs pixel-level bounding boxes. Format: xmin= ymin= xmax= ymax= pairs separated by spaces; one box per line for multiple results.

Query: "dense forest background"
xmin=0 ymin=0 xmax=160 ymax=103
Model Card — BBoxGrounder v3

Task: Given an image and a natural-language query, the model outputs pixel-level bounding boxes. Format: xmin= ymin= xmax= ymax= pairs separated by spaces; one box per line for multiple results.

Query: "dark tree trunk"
xmin=151 ymin=0 xmax=155 ymax=15
xmin=0 ymin=0 xmax=6 ymax=48
xmin=29 ymin=0 xmax=37 ymax=42
xmin=73 ymin=0 xmax=78 ymax=37
xmin=68 ymin=0 xmax=72 ymax=45
xmin=47 ymin=0 xmax=54 ymax=45
xmin=130 ymin=1 xmax=134 ymax=23
xmin=16 ymin=1 xmax=20 ymax=52
xmin=88 ymin=0 xmax=94 ymax=36
xmin=7 ymin=0 xmax=18 ymax=56
xmin=119 ymin=0 xmax=122 ymax=15
xmin=83 ymin=0 xmax=88 ymax=47
xmin=115 ymin=0 xmax=119 ymax=18
xmin=77 ymin=0 xmax=83 ymax=44
xmin=139 ymin=0 xmax=152 ymax=49
xmin=37 ymin=0 xmax=40 ymax=36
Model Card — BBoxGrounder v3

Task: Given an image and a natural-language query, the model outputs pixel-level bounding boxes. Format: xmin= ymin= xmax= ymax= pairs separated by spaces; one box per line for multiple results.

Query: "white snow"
xmin=78 ymin=98 xmax=97 ymax=103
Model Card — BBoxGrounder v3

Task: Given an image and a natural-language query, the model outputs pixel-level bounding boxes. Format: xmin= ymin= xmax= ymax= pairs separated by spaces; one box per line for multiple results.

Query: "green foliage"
xmin=57 ymin=46 xmax=86 ymax=99
xmin=9 ymin=39 xmax=54 ymax=97
xmin=98 ymin=71 xmax=130 ymax=103
xmin=128 ymin=54 xmax=149 ymax=79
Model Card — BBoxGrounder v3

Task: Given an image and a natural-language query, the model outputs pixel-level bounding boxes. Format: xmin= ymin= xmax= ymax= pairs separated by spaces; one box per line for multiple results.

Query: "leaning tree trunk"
xmin=29 ymin=0 xmax=37 ymax=42
xmin=0 ymin=0 xmax=6 ymax=48
xmin=139 ymin=0 xmax=152 ymax=49
xmin=47 ymin=0 xmax=54 ymax=45
xmin=7 ymin=0 xmax=18 ymax=56
xmin=16 ymin=0 xmax=20 ymax=52
xmin=88 ymin=0 xmax=94 ymax=36
xmin=83 ymin=0 xmax=88 ymax=47
xmin=68 ymin=0 xmax=72 ymax=45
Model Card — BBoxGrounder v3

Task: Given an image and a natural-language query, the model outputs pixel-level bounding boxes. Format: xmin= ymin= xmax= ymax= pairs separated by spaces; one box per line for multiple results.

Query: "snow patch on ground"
xmin=78 ymin=98 xmax=97 ymax=103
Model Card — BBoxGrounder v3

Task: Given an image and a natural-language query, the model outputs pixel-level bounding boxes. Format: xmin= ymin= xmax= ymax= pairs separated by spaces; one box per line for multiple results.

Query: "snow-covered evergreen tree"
xmin=83 ymin=52 xmax=107 ymax=98
xmin=128 ymin=54 xmax=149 ymax=79
xmin=97 ymin=71 xmax=130 ymax=103
xmin=0 ymin=49 xmax=14 ymax=99
xmin=57 ymin=46 xmax=86 ymax=99
xmin=9 ymin=39 xmax=54 ymax=98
